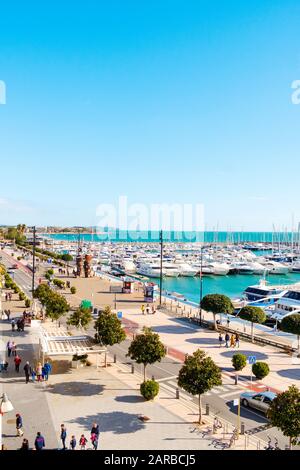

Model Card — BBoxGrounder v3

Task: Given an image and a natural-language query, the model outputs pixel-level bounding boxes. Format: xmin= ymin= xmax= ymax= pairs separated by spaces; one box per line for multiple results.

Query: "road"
xmin=0 ymin=249 xmax=290 ymax=449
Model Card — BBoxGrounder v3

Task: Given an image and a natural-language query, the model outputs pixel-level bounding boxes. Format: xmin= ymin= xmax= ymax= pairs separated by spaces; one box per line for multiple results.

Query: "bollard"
xmin=131 ymin=363 xmax=135 ymax=374
xmin=152 ymin=375 xmax=155 ymax=381
xmin=113 ymin=354 xmax=117 ymax=364
xmin=176 ymin=388 xmax=180 ymax=399
xmin=206 ymin=404 xmax=210 ymax=416
xmin=235 ymin=375 xmax=238 ymax=385
xmin=241 ymin=422 xmax=245 ymax=435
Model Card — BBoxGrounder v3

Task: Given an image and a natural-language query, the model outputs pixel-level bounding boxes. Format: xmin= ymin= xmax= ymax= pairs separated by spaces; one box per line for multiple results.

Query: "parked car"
xmin=240 ymin=391 xmax=277 ymax=414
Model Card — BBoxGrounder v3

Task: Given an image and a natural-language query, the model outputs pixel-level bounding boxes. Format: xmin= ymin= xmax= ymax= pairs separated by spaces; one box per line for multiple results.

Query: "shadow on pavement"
xmin=69 ymin=411 xmax=146 ymax=434
xmin=276 ymin=368 xmax=300 ymax=380
xmin=220 ymin=350 xmax=269 ymax=360
xmin=114 ymin=395 xmax=145 ymax=403
xmin=45 ymin=381 xmax=104 ymax=397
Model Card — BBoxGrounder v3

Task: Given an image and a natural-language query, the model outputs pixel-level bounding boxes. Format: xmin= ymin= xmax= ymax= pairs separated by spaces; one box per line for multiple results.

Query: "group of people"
xmin=60 ymin=423 xmax=100 ymax=451
xmin=23 ymin=360 xmax=52 ymax=384
xmin=141 ymin=304 xmax=156 ymax=315
xmin=11 ymin=317 xmax=25 ymax=332
xmin=1 ymin=309 xmax=11 ymax=320
xmin=15 ymin=413 xmax=46 ymax=450
xmin=5 ymin=292 xmax=13 ymax=302
xmin=219 ymin=332 xmax=240 ymax=348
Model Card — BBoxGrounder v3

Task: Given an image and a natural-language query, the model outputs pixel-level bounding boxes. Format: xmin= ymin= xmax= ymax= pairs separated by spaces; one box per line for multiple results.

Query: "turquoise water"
xmin=159 ymin=273 xmax=300 ymax=303
xmin=44 ymin=231 xmax=299 ymax=243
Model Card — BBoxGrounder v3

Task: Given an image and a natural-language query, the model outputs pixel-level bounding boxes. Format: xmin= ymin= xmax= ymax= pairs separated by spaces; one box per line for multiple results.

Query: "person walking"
xmin=16 ymin=414 xmax=24 ymax=437
xmin=235 ymin=333 xmax=240 ymax=349
xmin=227 ymin=317 xmax=230 ymax=328
xmin=146 ymin=304 xmax=150 ymax=314
xmin=36 ymin=362 xmax=43 ymax=382
xmin=11 ymin=319 xmax=16 ymax=331
xmin=79 ymin=435 xmax=88 ymax=450
xmin=60 ymin=424 xmax=67 ymax=450
xmin=230 ymin=334 xmax=236 ymax=348
xmin=218 ymin=333 xmax=223 ymax=348
xmin=12 ymin=342 xmax=17 ymax=357
xmin=7 ymin=340 xmax=13 ymax=358
xmin=24 ymin=362 xmax=32 ymax=384
xmin=91 ymin=433 xmax=99 ymax=451
xmin=225 ymin=333 xmax=230 ymax=348
xmin=14 ymin=355 xmax=22 ymax=372
xmin=31 ymin=368 xmax=37 ymax=382
xmin=20 ymin=438 xmax=30 ymax=450
xmin=69 ymin=435 xmax=77 ymax=450
xmin=34 ymin=432 xmax=45 ymax=451
xmin=43 ymin=361 xmax=52 ymax=381
xmin=7 ymin=309 xmax=11 ymax=321
xmin=151 ymin=305 xmax=156 ymax=314
xmin=141 ymin=304 xmax=145 ymax=315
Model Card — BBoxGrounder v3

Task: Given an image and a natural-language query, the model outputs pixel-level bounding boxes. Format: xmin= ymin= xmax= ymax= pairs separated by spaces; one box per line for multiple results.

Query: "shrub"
xmin=19 ymin=292 xmax=26 ymax=301
xmin=70 ymin=286 xmax=76 ymax=294
xmin=232 ymin=353 xmax=247 ymax=372
xmin=53 ymin=279 xmax=65 ymax=289
xmin=140 ymin=380 xmax=160 ymax=401
xmin=17 ymin=256 xmax=21 ymax=261
xmin=25 ymin=298 xmax=31 ymax=308
xmin=252 ymin=362 xmax=270 ymax=380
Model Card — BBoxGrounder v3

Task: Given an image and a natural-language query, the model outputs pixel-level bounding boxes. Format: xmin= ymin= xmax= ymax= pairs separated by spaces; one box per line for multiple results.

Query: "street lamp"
xmin=198 ymin=244 xmax=203 ymax=325
xmin=0 ymin=393 xmax=14 ymax=450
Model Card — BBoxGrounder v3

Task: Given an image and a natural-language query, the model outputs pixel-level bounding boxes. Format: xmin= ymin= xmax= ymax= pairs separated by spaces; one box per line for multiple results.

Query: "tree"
xmin=94 ymin=306 xmax=126 ymax=367
xmin=200 ymin=294 xmax=234 ymax=330
xmin=252 ymin=362 xmax=270 ymax=380
xmin=34 ymin=284 xmax=52 ymax=306
xmin=232 ymin=353 xmax=247 ymax=385
xmin=67 ymin=307 xmax=92 ymax=330
xmin=239 ymin=306 xmax=266 ymax=342
xmin=140 ymin=380 xmax=160 ymax=401
xmin=45 ymin=291 xmax=70 ymax=322
xmin=178 ymin=350 xmax=222 ymax=424
xmin=267 ymin=385 xmax=300 ymax=449
xmin=280 ymin=314 xmax=300 ymax=355
xmin=127 ymin=327 xmax=166 ymax=382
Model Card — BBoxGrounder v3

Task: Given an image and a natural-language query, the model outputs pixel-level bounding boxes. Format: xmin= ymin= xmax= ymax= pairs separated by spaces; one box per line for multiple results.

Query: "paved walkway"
xmin=119 ymin=307 xmax=300 ymax=393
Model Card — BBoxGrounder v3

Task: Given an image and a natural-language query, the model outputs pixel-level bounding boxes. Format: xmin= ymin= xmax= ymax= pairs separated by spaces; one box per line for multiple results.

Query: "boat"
xmin=174 ymin=262 xmax=198 ymax=277
xmin=268 ymin=285 xmax=300 ymax=321
xmin=261 ymin=260 xmax=289 ymax=275
xmin=136 ymin=263 xmax=164 ymax=278
xmin=243 ymin=280 xmax=287 ymax=303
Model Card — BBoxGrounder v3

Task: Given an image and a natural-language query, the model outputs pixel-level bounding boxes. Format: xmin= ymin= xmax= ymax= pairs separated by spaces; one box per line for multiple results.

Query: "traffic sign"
xmin=248 ymin=356 xmax=257 ymax=365
xmin=233 ymin=399 xmax=239 ymax=407
xmin=117 ymin=311 xmax=123 ymax=319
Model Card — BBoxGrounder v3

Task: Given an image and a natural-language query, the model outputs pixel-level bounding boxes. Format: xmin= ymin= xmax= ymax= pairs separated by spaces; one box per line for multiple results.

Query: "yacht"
xmin=193 ymin=262 xmax=229 ymax=276
xmin=162 ymin=262 xmax=180 ymax=277
xmin=243 ymin=280 xmax=287 ymax=303
xmin=268 ymin=286 xmax=300 ymax=321
xmin=174 ymin=261 xmax=198 ymax=277
xmin=261 ymin=260 xmax=289 ymax=275
xmin=136 ymin=263 xmax=163 ymax=278
xmin=229 ymin=262 xmax=254 ymax=275
xmin=123 ymin=260 xmax=137 ymax=274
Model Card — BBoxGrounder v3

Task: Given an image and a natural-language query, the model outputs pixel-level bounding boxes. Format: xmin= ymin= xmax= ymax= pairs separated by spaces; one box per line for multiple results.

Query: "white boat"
xmin=229 ymin=262 xmax=254 ymax=274
xmin=136 ymin=263 xmax=163 ymax=278
xmin=123 ymin=260 xmax=137 ymax=274
xmin=261 ymin=260 xmax=289 ymax=275
xmin=193 ymin=262 xmax=229 ymax=276
xmin=174 ymin=262 xmax=198 ymax=277
xmin=268 ymin=285 xmax=300 ymax=321
xmin=162 ymin=262 xmax=180 ymax=278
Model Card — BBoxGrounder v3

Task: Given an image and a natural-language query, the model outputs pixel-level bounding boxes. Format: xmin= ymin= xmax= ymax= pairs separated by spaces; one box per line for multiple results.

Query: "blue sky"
xmin=0 ymin=0 xmax=300 ymax=230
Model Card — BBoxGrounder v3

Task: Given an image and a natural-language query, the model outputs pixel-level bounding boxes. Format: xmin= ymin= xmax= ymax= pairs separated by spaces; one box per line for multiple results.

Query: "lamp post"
xmin=0 ymin=393 xmax=14 ymax=450
xmin=198 ymin=244 xmax=203 ymax=325
xmin=159 ymin=230 xmax=163 ymax=308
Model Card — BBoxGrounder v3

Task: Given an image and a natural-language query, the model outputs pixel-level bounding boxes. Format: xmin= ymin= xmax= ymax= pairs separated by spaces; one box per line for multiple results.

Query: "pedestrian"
xmin=43 ymin=361 xmax=52 ymax=381
xmin=34 ymin=432 xmax=45 ymax=451
xmin=1 ymin=360 xmax=9 ymax=373
xmin=20 ymin=438 xmax=29 ymax=450
xmin=42 ymin=366 xmax=47 ymax=381
xmin=60 ymin=424 xmax=67 ymax=450
xmin=31 ymin=368 xmax=37 ymax=383
xmin=91 ymin=433 xmax=99 ymax=451
xmin=11 ymin=319 xmax=15 ymax=331
xmin=24 ymin=362 xmax=32 ymax=384
xmin=141 ymin=304 xmax=145 ymax=315
xmin=151 ymin=305 xmax=156 ymax=314
xmin=235 ymin=333 xmax=240 ymax=348
xmin=146 ymin=304 xmax=150 ymax=314
xmin=227 ymin=317 xmax=230 ymax=328
xmin=79 ymin=435 xmax=88 ymax=450
xmin=7 ymin=340 xmax=13 ymax=357
xmin=7 ymin=309 xmax=11 ymax=321
xmin=230 ymin=334 xmax=236 ymax=348
xmin=218 ymin=333 xmax=223 ymax=348
xmin=91 ymin=423 xmax=100 ymax=438
xmin=36 ymin=362 xmax=43 ymax=381
xmin=16 ymin=414 xmax=24 ymax=437
xmin=5 ymin=293 xmax=8 ymax=302
xmin=14 ymin=354 xmax=22 ymax=372
xmin=70 ymin=435 xmax=77 ymax=450
xmin=12 ymin=342 xmax=17 ymax=357
xmin=225 ymin=333 xmax=230 ymax=348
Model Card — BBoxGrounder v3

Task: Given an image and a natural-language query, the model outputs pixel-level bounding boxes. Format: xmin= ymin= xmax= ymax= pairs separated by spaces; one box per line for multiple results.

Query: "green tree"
xmin=127 ymin=327 xmax=166 ymax=382
xmin=267 ymin=385 xmax=300 ymax=449
xmin=239 ymin=306 xmax=266 ymax=342
xmin=252 ymin=362 xmax=270 ymax=380
xmin=94 ymin=306 xmax=126 ymax=367
xmin=280 ymin=314 xmax=300 ymax=355
xmin=178 ymin=350 xmax=222 ymax=424
xmin=200 ymin=294 xmax=234 ymax=330
xmin=232 ymin=353 xmax=247 ymax=385
xmin=34 ymin=283 xmax=52 ymax=306
xmin=67 ymin=307 xmax=92 ymax=330
xmin=45 ymin=291 xmax=70 ymax=322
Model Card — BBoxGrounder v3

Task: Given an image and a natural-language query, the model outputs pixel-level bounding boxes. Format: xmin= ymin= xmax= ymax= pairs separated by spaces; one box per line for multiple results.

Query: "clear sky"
xmin=0 ymin=0 xmax=300 ymax=230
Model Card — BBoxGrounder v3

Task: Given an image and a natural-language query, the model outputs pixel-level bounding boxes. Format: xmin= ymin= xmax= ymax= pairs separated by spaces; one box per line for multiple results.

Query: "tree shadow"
xmin=220 ymin=350 xmax=269 ymax=360
xmin=185 ymin=337 xmax=219 ymax=346
xmin=114 ymin=395 xmax=145 ymax=404
xmin=276 ymin=368 xmax=300 ymax=380
xmin=152 ymin=325 xmax=197 ymax=335
xmin=45 ymin=381 xmax=104 ymax=397
xmin=225 ymin=401 xmax=268 ymax=424
xmin=69 ymin=411 xmax=146 ymax=434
